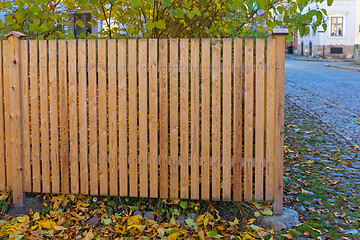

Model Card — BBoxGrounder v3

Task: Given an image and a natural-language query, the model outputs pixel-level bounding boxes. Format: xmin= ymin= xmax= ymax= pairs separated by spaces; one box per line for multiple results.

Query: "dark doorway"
xmin=309 ymin=42 xmax=312 ymax=56
xmin=301 ymin=42 xmax=304 ymax=55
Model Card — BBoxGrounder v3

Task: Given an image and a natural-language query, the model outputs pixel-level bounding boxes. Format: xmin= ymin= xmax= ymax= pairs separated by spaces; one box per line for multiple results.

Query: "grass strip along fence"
xmin=0 ymin=31 xmax=286 ymax=214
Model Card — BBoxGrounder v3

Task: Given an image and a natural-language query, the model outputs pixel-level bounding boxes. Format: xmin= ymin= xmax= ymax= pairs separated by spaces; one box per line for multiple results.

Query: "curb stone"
xmin=325 ymin=64 xmax=360 ymax=72
xmin=286 ymin=54 xmax=354 ymax=63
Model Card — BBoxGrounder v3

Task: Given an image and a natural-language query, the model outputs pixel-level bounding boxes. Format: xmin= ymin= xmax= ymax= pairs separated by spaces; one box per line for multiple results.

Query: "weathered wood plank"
xmin=159 ymin=39 xmax=168 ymax=199
xmin=233 ymin=38 xmax=243 ymax=201
xmin=169 ymin=39 xmax=179 ymax=199
xmin=30 ymin=40 xmax=41 ymax=193
xmin=118 ymin=39 xmax=128 ymax=197
xmin=180 ymin=39 xmax=189 ymax=199
xmin=201 ymin=39 xmax=210 ymax=200
xmin=39 ymin=40 xmax=50 ymax=193
xmin=88 ymin=40 xmax=98 ymax=196
xmin=108 ymin=39 xmax=118 ymax=196
xmin=266 ymin=38 xmax=276 ymax=202
xmin=274 ymin=35 xmax=286 ymax=215
xmin=149 ymin=39 xmax=158 ymax=198
xmin=128 ymin=39 xmax=138 ymax=197
xmin=20 ymin=40 xmax=31 ymax=193
xmin=211 ymin=39 xmax=221 ymax=201
xmin=98 ymin=39 xmax=108 ymax=196
xmin=9 ymin=35 xmax=24 ymax=205
xmin=3 ymin=40 xmax=11 ymax=190
xmin=0 ymin=41 xmax=5 ymax=191
xmin=255 ymin=38 xmax=265 ymax=202
xmin=191 ymin=39 xmax=200 ymax=200
xmin=222 ymin=38 xmax=232 ymax=201
xmin=201 ymin=38 xmax=210 ymax=200
xmin=244 ymin=38 xmax=254 ymax=202
xmin=49 ymin=40 xmax=59 ymax=193
xmin=139 ymin=39 xmax=148 ymax=198
xmin=78 ymin=40 xmax=88 ymax=195
xmin=68 ymin=40 xmax=79 ymax=194
xmin=58 ymin=40 xmax=69 ymax=194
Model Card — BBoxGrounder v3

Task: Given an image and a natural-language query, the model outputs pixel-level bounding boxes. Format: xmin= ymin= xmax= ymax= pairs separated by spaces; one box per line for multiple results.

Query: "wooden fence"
xmin=0 ymin=31 xmax=286 ymax=214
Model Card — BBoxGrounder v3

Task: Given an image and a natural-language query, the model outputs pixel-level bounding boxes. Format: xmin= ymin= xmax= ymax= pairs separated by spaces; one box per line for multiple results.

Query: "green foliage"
xmin=0 ymin=0 xmax=331 ymax=39
xmin=0 ymin=191 xmax=11 ymax=216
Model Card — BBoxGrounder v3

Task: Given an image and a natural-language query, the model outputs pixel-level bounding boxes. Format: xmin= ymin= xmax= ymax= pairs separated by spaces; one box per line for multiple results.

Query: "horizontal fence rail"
xmin=0 ymin=33 xmax=286 ymax=214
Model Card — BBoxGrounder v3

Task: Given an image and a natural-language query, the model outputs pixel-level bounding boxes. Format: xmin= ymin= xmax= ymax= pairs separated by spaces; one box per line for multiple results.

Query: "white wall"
xmin=298 ymin=0 xmax=357 ymax=48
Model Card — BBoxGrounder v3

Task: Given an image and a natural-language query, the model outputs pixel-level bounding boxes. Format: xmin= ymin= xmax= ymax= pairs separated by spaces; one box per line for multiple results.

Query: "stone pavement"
xmin=285 ymin=57 xmax=360 ymax=146
xmin=283 ymin=100 xmax=360 ymax=239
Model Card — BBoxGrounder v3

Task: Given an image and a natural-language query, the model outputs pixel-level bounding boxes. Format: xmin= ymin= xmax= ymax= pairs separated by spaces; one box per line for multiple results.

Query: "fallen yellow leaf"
xmin=32 ymin=212 xmax=40 ymax=221
xmin=54 ymin=225 xmax=67 ymax=231
xmin=282 ymin=233 xmax=293 ymax=239
xmin=0 ymin=192 xmax=8 ymax=201
xmin=83 ymin=230 xmax=94 ymax=240
xmin=38 ymin=220 xmax=57 ymax=229
xmin=168 ymin=231 xmax=181 ymax=240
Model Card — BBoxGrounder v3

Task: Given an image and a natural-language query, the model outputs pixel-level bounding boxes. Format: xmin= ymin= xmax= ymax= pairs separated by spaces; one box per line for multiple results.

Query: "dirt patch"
xmin=7 ymin=194 xmax=44 ymax=217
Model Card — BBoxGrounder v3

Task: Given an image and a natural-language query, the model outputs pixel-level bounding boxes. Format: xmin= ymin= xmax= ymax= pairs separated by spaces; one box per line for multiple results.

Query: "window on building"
xmin=74 ymin=13 xmax=92 ymax=38
xmin=331 ymin=17 xmax=343 ymax=36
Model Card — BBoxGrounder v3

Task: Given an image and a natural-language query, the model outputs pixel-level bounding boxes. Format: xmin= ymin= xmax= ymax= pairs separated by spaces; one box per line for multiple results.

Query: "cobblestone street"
xmin=285 ymin=57 xmax=360 ymax=146
xmin=283 ymin=56 xmax=360 ymax=239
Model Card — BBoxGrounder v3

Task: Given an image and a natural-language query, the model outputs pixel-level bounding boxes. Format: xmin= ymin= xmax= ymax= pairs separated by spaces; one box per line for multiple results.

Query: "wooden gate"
xmin=0 ymin=30 xmax=286 ymax=214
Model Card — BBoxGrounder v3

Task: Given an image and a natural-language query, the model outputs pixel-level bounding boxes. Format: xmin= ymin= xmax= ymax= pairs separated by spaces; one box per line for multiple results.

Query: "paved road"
xmin=285 ymin=57 xmax=360 ymax=145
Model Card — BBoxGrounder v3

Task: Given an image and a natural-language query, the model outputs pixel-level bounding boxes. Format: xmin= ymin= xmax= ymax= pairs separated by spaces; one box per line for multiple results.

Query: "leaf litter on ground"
xmin=0 ymin=192 xmax=281 ymax=239
xmin=281 ymin=98 xmax=360 ymax=239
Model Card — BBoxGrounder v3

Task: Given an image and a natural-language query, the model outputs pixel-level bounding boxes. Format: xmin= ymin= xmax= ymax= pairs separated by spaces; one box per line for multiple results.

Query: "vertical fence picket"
xmin=49 ymin=40 xmax=59 ymax=193
xmin=59 ymin=40 xmax=69 ymax=194
xmin=274 ymin=34 xmax=286 ymax=215
xmin=68 ymin=40 xmax=78 ymax=194
xmin=78 ymin=40 xmax=88 ymax=195
xmin=98 ymin=39 xmax=108 ymax=196
xmin=0 ymin=41 xmax=5 ymax=191
xmin=159 ymin=39 xmax=168 ymax=199
xmin=233 ymin=38 xmax=243 ymax=201
xmin=88 ymin=40 xmax=98 ymax=196
xmin=39 ymin=40 xmax=50 ymax=193
xmin=222 ymin=38 xmax=232 ymax=201
xmin=108 ymin=39 xmax=118 ymax=196
xmin=128 ymin=39 xmax=138 ymax=197
xmin=180 ymin=39 xmax=189 ymax=199
xmin=30 ymin=40 xmax=41 ymax=192
xmin=212 ymin=39 xmax=221 ymax=201
xmin=201 ymin=39 xmax=210 ymax=200
xmin=169 ymin=39 xmax=179 ymax=199
xmin=8 ymin=33 xmax=24 ymax=205
xmin=149 ymin=39 xmax=158 ymax=198
xmin=118 ymin=39 xmax=128 ymax=196
xmin=138 ymin=39 xmax=148 ymax=198
xmin=191 ymin=39 xmax=200 ymax=200
xmin=266 ymin=38 xmax=276 ymax=202
xmin=3 ymin=40 xmax=11 ymax=190
xmin=255 ymin=38 xmax=265 ymax=202
xmin=244 ymin=39 xmax=254 ymax=202
xmin=20 ymin=40 xmax=31 ymax=193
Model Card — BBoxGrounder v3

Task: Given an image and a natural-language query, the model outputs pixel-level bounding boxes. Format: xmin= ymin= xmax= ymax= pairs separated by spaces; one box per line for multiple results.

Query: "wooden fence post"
xmin=4 ymin=31 xmax=26 ymax=206
xmin=273 ymin=29 xmax=288 ymax=215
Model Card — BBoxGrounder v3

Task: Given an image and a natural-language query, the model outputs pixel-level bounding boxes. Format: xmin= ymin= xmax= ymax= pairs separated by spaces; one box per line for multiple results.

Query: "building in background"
xmin=355 ymin=0 xmax=360 ymax=63
xmin=297 ymin=0 xmax=359 ymax=60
